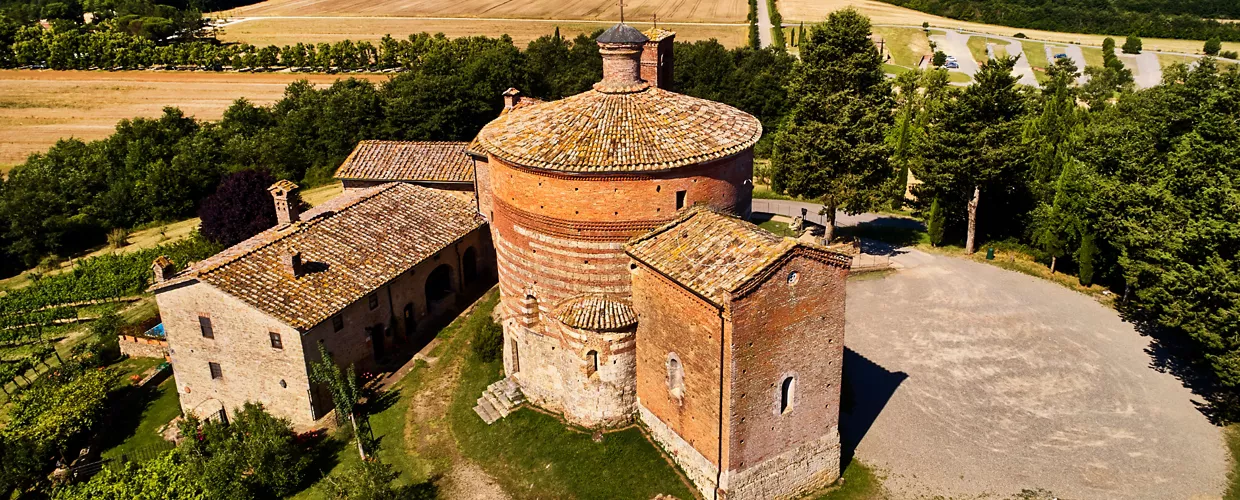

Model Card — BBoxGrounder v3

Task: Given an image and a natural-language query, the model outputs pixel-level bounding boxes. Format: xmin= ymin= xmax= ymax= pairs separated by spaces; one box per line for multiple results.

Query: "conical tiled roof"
xmin=553 ymin=293 xmax=637 ymax=331
xmin=474 ymin=87 xmax=762 ymax=173
xmin=597 ymin=23 xmax=648 ymax=44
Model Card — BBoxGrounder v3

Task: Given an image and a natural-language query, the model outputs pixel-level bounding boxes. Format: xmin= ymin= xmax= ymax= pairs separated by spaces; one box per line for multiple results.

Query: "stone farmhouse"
xmin=151 ymin=23 xmax=850 ymax=500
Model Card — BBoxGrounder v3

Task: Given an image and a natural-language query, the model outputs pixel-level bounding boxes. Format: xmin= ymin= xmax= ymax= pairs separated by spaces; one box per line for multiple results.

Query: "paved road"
xmin=930 ymin=30 xmax=980 ymax=82
xmin=754 ymin=0 xmax=773 ymax=48
xmin=844 ymin=250 xmax=1227 ymax=499
xmin=1131 ymin=50 xmax=1163 ymax=88
xmin=1004 ymin=40 xmax=1038 ymax=86
xmin=750 ymin=199 xmax=919 ymax=229
xmin=1062 ymin=44 xmax=1090 ymax=85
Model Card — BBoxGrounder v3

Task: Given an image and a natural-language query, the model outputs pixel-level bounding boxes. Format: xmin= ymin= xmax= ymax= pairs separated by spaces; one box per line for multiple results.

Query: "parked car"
xmin=1054 ymin=53 xmax=1068 ymax=59
xmin=945 ymin=61 xmax=959 ymax=69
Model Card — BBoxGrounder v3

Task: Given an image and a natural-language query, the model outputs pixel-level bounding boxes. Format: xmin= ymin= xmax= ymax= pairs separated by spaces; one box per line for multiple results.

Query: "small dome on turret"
xmin=597 ymin=23 xmax=649 ymax=44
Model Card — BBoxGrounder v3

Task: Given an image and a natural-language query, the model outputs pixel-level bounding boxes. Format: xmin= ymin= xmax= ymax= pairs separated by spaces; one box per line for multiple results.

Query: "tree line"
xmin=0 ymin=30 xmax=795 ymax=275
xmin=881 ymin=0 xmax=1240 ymax=42
xmin=774 ymin=8 xmax=1240 ymax=420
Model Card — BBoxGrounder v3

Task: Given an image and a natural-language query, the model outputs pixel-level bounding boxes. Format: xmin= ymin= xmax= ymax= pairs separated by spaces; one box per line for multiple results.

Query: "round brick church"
xmin=470 ymin=23 xmax=851 ymax=500
xmin=475 ymin=23 xmax=761 ymax=425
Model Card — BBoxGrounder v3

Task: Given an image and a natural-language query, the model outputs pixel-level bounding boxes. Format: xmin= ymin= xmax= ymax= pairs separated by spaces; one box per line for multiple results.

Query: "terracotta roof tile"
xmin=553 ymin=293 xmax=637 ymax=331
xmin=475 ymin=87 xmax=761 ymax=173
xmin=625 ymin=208 xmax=801 ymax=306
xmin=155 ymin=183 xmax=485 ymax=330
xmin=335 ymin=141 xmax=474 ymax=184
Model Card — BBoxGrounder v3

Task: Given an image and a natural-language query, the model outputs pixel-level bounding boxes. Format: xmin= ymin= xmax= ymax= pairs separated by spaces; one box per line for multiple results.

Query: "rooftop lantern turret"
xmin=595 ymin=23 xmax=650 ymax=93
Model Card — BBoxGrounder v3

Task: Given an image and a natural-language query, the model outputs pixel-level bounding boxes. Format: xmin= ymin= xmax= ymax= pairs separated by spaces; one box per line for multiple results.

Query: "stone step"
xmin=492 ymin=388 xmax=514 ymax=409
xmin=473 ymin=403 xmax=499 ymax=424
xmin=484 ymin=391 xmax=509 ymax=417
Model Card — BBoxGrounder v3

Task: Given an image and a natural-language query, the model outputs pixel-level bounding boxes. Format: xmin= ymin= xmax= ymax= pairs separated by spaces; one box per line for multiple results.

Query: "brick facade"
xmin=157 ymin=226 xmax=494 ymax=427
xmin=488 ymin=153 xmax=752 ymax=427
xmin=118 ymin=335 xmax=169 ymax=359
xmin=630 ymin=247 xmax=849 ymax=499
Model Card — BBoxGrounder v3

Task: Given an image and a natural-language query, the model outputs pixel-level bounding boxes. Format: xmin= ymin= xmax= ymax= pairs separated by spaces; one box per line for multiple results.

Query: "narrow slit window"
xmin=668 ymin=354 xmax=685 ymax=400
xmin=332 ymin=314 xmax=344 ymax=332
xmin=780 ymin=376 xmax=796 ymax=414
xmin=199 ymin=315 xmax=214 ymax=339
xmin=269 ymin=332 xmax=283 ymax=350
xmin=586 ymin=350 xmax=599 ymax=377
xmin=209 ymin=362 xmax=223 ymax=380
xmin=675 ymin=190 xmax=687 ymax=210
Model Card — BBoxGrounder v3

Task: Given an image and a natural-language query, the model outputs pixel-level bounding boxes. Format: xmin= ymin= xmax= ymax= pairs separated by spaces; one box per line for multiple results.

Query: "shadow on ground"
xmin=840 ymin=347 xmax=907 ymax=471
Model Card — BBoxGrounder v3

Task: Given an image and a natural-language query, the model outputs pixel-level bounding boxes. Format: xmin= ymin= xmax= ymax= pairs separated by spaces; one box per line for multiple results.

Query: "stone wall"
xmin=640 ymin=403 xmax=718 ymax=499
xmin=725 ymin=427 xmax=841 ymax=500
xmin=505 ymin=319 xmax=637 ymax=427
xmin=158 ymin=225 xmax=494 ymax=427
xmin=118 ymin=335 xmax=169 ymax=359
xmin=157 ymin=283 xmax=314 ymax=425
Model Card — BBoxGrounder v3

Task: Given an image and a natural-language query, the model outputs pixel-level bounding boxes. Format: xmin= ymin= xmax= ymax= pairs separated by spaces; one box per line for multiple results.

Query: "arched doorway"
xmin=403 ymin=303 xmax=416 ymax=338
xmin=462 ymin=247 xmax=478 ymax=285
xmin=425 ymin=264 xmax=455 ymax=315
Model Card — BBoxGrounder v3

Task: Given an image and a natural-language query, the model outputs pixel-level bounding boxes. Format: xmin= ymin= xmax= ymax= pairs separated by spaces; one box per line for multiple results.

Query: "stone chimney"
xmin=281 ymin=250 xmax=304 ymax=278
xmin=641 ymin=29 xmax=676 ymax=90
xmin=151 ymin=255 xmax=175 ymax=283
xmin=503 ymin=88 xmax=522 ymax=109
xmin=595 ymin=23 xmax=649 ymax=93
xmin=267 ymin=180 xmax=300 ymax=226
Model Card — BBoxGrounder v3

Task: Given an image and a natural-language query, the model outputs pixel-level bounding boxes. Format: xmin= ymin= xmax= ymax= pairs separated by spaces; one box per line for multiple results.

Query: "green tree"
xmin=771 ymin=8 xmax=894 ymax=242
xmin=932 ymin=50 xmax=946 ymax=67
xmin=1122 ymin=34 xmax=1142 ymax=54
xmin=1205 ymin=36 xmax=1222 ymax=56
xmin=914 ymin=56 xmax=1029 ymax=253
xmin=927 ymin=196 xmax=945 ymax=246
xmin=1102 ymin=37 xmax=1116 ymax=54
xmin=177 ymin=403 xmax=310 ymax=498
xmin=321 ymin=459 xmax=407 ymax=500
xmin=1024 ymin=57 xmax=1084 ymax=203
xmin=1077 ymin=230 xmax=1097 ymax=286
xmin=53 ymin=451 xmax=207 ymax=500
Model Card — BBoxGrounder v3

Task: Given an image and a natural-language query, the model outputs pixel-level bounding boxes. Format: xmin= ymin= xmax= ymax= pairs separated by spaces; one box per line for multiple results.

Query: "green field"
xmin=874 ymin=26 xmax=931 ymax=68
xmin=967 ymin=36 xmax=1010 ymax=63
xmin=1082 ymin=46 xmax=1105 ymax=67
xmin=1022 ymin=40 xmax=1049 ymax=69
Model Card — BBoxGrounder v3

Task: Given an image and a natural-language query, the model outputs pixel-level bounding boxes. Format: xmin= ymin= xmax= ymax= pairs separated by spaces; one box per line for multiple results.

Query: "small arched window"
xmin=667 ymin=354 xmax=685 ymax=401
xmin=586 ymin=350 xmax=599 ymax=377
xmin=780 ymin=376 xmax=796 ymax=414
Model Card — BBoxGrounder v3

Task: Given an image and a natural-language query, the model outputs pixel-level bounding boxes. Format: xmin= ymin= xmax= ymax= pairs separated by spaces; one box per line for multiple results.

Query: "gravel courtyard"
xmin=843 ymin=249 xmax=1228 ymax=499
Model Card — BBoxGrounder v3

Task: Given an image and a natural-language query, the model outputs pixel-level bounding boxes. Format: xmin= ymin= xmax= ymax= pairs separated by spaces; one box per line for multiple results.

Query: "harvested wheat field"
xmin=218 ymin=0 xmax=747 ymax=23
xmin=0 ymin=70 xmax=385 ymax=170
xmin=218 ymin=17 xmax=747 ymax=48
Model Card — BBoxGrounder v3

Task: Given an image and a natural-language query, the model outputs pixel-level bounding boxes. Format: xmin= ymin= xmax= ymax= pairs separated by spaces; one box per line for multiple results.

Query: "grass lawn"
xmin=812 ymin=459 xmax=883 ymax=499
xmin=882 ymin=63 xmax=913 ymax=75
xmin=1226 ymin=424 xmax=1240 ymax=499
xmin=1021 ymin=40 xmax=1048 ymax=70
xmin=755 ymin=216 xmax=799 ymax=237
xmin=99 ymin=377 xmax=180 ymax=462
xmin=874 ymin=26 xmax=930 ymax=68
xmin=448 ymin=292 xmax=696 ymax=500
xmin=966 ymin=36 xmax=1008 ymax=64
xmin=947 ymin=71 xmax=972 ymax=84
xmin=1158 ymin=53 xmax=1198 ymax=70
xmin=1082 ymin=46 xmax=1105 ymax=68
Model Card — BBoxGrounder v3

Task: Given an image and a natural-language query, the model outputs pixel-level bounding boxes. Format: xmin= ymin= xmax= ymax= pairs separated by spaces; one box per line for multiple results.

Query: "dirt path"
xmin=403 ymin=350 xmax=509 ymax=499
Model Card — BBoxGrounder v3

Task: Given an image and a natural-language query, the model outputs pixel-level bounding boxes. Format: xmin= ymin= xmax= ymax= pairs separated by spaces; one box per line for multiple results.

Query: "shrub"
xmin=1205 ymin=37 xmax=1222 ymax=55
xmin=107 ymin=228 xmax=130 ymax=249
xmin=1222 ymin=50 xmax=1239 ymax=59
xmin=932 ymin=50 xmax=947 ymax=67
xmin=922 ymin=21 xmax=929 ymax=29
xmin=1122 ymin=35 xmax=1142 ymax=54
xmin=473 ymin=321 xmax=504 ymax=362
xmin=1077 ymin=232 xmax=1096 ymax=286
xmin=1014 ymin=32 xmax=1027 ymax=38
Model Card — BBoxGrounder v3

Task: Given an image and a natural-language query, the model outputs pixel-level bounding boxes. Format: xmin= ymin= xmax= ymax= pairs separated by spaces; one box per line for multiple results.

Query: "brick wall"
xmin=724 ymin=251 xmax=849 ymax=498
xmin=632 ymin=261 xmax=725 ymax=469
xmin=473 ymin=157 xmax=493 ymax=221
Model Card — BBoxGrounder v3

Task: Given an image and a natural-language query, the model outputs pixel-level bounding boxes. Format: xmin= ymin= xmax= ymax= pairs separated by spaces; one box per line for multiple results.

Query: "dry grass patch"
xmin=218 ymin=0 xmax=747 ymax=23
xmin=0 ymin=70 xmax=386 ymax=171
xmin=218 ymin=17 xmax=747 ymax=48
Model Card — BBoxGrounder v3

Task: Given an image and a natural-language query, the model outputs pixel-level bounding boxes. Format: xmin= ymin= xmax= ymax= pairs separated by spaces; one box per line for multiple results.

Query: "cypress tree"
xmin=1077 ymin=231 xmax=1096 ymax=286
xmin=927 ymin=197 xmax=945 ymax=246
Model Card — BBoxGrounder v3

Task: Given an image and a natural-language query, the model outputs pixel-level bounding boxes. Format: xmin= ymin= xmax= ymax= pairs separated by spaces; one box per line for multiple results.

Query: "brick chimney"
xmin=595 ymin=23 xmax=649 ymax=93
xmin=267 ymin=180 xmax=300 ymax=226
xmin=503 ymin=88 xmax=522 ymax=109
xmin=281 ymin=250 xmax=304 ymax=278
xmin=641 ymin=29 xmax=676 ymax=90
xmin=151 ymin=255 xmax=175 ymax=283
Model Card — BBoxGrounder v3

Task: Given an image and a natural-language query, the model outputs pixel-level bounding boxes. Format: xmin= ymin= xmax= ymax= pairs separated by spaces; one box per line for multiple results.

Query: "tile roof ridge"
xmin=187 ymin=183 xmax=404 ymax=279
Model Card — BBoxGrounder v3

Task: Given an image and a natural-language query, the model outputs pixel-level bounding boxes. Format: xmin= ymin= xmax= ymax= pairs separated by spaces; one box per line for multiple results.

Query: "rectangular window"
xmin=199 ymin=315 xmax=214 ymax=339
xmin=675 ymin=190 xmax=687 ymax=210
xmin=368 ymin=293 xmax=379 ymax=310
xmin=209 ymin=362 xmax=222 ymax=379
xmin=269 ymin=332 xmax=283 ymax=350
xmin=332 ymin=314 xmax=344 ymax=332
